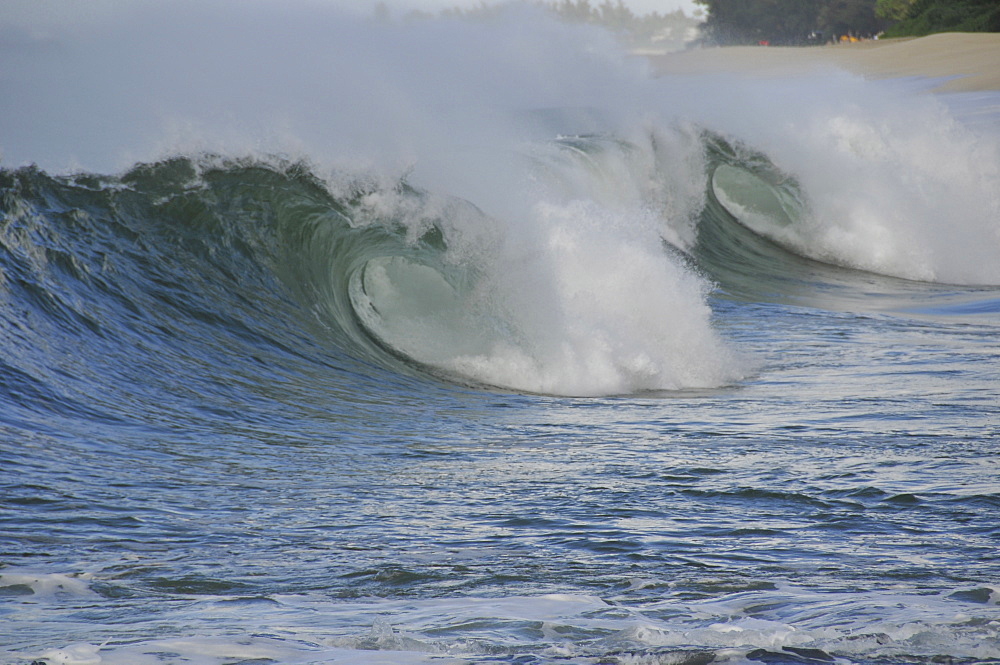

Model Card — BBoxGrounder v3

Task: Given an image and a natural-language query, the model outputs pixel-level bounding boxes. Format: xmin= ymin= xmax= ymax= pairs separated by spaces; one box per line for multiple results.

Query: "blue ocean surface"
xmin=1 ymin=3 xmax=999 ymax=663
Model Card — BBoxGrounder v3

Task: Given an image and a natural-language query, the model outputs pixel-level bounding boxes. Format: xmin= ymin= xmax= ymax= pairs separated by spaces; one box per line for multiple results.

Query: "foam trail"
xmin=0 ymin=570 xmax=97 ymax=598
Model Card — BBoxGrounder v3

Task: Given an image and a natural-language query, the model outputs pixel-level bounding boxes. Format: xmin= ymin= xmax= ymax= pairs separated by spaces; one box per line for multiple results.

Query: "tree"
xmin=820 ymin=0 xmax=886 ymax=39
xmin=874 ymin=0 xmax=917 ymax=21
xmin=882 ymin=0 xmax=1000 ymax=36
xmin=596 ymin=0 xmax=636 ymax=31
xmin=694 ymin=0 xmax=825 ymax=45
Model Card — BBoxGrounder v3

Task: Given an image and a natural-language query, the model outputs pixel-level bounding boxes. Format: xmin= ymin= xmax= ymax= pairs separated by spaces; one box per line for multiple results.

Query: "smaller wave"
xmin=693 ymin=133 xmax=1000 ymax=318
xmin=685 ymin=76 xmax=1000 ymax=286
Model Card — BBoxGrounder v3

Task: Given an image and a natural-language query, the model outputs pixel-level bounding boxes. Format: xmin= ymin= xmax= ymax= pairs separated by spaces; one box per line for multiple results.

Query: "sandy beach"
xmin=649 ymin=32 xmax=1000 ymax=93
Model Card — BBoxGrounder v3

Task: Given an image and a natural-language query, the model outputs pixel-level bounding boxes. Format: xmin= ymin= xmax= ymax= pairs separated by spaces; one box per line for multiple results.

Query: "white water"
xmin=2 ymin=0 xmax=999 ymax=395
xmin=6 ymin=570 xmax=999 ymax=664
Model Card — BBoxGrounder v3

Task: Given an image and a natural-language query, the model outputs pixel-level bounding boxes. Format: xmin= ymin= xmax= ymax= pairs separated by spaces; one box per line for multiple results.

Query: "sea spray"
xmin=434 ymin=129 xmax=740 ymax=394
xmin=0 ymin=0 xmax=645 ymax=174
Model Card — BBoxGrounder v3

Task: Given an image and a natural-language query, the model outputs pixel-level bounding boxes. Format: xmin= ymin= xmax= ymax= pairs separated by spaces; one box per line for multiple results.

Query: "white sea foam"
xmin=36 ymin=643 xmax=104 ymax=665
xmin=441 ymin=196 xmax=739 ymax=394
xmin=0 ymin=569 xmax=97 ymax=597
xmin=6 ymin=588 xmax=998 ymax=664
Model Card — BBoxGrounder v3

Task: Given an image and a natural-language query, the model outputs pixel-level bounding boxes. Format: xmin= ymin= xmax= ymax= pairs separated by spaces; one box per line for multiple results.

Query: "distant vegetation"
xmin=378 ymin=0 xmax=999 ymax=50
xmin=878 ymin=0 xmax=1000 ymax=37
xmin=532 ymin=0 xmax=705 ymax=52
xmin=376 ymin=0 xmax=703 ymax=53
xmin=694 ymin=0 xmax=884 ymax=45
xmin=694 ymin=0 xmax=1000 ymax=45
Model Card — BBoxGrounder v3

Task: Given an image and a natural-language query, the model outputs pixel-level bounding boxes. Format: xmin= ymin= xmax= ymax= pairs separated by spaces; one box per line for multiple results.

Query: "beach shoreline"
xmin=647 ymin=32 xmax=1000 ymax=93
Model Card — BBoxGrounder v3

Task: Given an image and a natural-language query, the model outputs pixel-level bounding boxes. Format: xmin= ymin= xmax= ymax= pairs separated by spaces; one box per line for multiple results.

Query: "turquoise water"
xmin=2 ymin=3 xmax=1000 ymax=663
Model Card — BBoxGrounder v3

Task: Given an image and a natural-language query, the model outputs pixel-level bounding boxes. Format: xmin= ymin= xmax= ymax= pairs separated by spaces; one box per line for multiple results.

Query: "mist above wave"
xmin=0 ymin=0 xmax=651 ymax=175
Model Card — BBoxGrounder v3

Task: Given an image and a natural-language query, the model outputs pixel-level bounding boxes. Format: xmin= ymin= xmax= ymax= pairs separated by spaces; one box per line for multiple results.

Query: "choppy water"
xmin=1 ymin=3 xmax=999 ymax=663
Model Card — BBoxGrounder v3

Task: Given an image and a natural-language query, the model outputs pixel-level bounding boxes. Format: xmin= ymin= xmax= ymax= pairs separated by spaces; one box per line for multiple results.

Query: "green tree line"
xmin=381 ymin=0 xmax=703 ymax=52
xmin=694 ymin=0 xmax=1000 ymax=45
xmin=879 ymin=0 xmax=1000 ymax=37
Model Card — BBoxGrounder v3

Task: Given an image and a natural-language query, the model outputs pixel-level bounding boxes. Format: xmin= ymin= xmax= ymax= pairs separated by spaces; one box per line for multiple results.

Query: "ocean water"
xmin=2 ymin=2 xmax=999 ymax=663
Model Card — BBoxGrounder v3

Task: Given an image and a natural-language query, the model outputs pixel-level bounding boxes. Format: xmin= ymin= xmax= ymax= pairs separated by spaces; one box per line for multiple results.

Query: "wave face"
xmin=0 ymin=145 xmax=741 ymax=398
xmin=2 ymin=2 xmax=1000 ymax=664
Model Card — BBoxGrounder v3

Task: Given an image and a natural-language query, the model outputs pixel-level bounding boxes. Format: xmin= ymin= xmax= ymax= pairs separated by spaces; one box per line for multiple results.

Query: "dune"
xmin=648 ymin=32 xmax=1000 ymax=92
